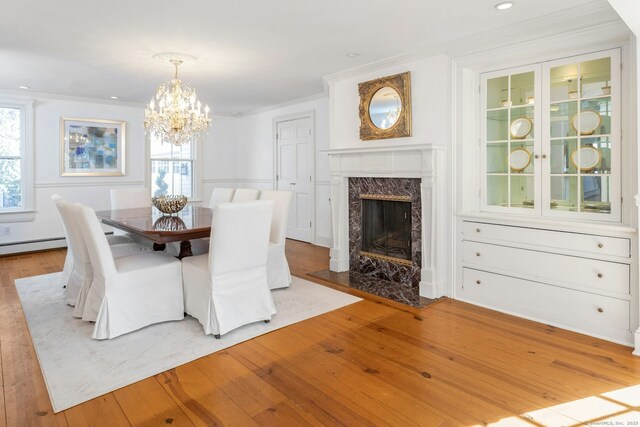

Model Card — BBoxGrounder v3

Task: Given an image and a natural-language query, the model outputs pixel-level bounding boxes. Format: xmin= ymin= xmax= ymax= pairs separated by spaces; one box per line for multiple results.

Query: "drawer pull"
xmin=475 ymin=228 xmax=481 ymax=233
xmin=597 ymin=273 xmax=603 ymax=278
xmin=476 ymin=280 xmax=481 ymax=285
xmin=597 ymin=307 xmax=604 ymax=313
xmin=597 ymin=243 xmax=604 ymax=248
xmin=475 ymin=252 xmax=481 ymax=257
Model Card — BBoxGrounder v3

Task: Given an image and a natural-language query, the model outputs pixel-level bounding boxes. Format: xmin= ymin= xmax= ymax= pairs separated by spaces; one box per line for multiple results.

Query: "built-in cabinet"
xmin=460 ymin=47 xmax=636 ymax=346
xmin=459 ymin=218 xmax=635 ymax=344
xmin=481 ymin=49 xmax=620 ymax=222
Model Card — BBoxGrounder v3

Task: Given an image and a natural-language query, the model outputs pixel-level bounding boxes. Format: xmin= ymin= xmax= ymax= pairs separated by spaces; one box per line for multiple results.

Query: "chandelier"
xmin=144 ymin=55 xmax=212 ymax=146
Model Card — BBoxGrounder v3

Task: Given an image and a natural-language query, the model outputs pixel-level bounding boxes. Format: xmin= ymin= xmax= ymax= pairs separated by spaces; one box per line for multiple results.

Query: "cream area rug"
xmin=15 ymin=272 xmax=361 ymax=413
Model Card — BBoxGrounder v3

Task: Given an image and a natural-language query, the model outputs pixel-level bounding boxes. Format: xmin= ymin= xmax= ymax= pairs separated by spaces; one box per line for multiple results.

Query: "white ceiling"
xmin=0 ymin=0 xmax=619 ymax=114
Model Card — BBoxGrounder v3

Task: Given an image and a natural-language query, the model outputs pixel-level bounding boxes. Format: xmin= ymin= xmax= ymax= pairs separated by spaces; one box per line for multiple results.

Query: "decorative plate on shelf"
xmin=570 ymin=146 xmax=601 ymax=171
xmin=509 ymin=147 xmax=531 ymax=172
xmin=572 ymin=110 xmax=601 ymax=135
xmin=510 ymin=117 xmax=532 ymax=139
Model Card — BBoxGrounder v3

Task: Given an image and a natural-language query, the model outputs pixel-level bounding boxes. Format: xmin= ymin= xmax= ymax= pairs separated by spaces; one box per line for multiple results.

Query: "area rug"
xmin=15 ymin=273 xmax=361 ymax=413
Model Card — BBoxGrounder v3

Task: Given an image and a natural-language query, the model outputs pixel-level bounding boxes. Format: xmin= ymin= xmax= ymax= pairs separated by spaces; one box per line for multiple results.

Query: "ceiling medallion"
xmin=144 ymin=53 xmax=212 ymax=146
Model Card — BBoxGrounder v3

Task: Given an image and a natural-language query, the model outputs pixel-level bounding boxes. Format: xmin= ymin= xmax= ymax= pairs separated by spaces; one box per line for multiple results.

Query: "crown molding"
xmin=447 ymin=0 xmax=620 ymax=58
xmin=240 ymin=91 xmax=328 ymax=117
xmin=323 ymin=0 xmax=624 ymax=84
xmin=0 ymin=89 xmax=146 ymax=108
xmin=0 ymin=89 xmax=238 ymax=120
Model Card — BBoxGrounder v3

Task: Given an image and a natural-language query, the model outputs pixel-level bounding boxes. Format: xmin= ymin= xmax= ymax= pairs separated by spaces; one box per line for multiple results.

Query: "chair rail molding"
xmin=327 ymin=143 xmax=448 ymax=298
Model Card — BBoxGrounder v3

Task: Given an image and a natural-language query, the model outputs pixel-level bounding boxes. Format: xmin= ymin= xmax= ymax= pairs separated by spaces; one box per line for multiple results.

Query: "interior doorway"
xmin=274 ymin=113 xmax=315 ymax=243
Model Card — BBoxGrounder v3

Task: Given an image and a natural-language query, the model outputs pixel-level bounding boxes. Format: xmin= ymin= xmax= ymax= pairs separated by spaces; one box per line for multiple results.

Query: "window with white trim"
xmin=149 ymin=135 xmax=195 ymax=198
xmin=0 ymin=102 xmax=31 ymax=212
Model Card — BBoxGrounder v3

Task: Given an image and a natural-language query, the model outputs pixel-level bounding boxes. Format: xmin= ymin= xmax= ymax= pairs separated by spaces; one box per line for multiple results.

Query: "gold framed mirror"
xmin=358 ymin=71 xmax=412 ymax=140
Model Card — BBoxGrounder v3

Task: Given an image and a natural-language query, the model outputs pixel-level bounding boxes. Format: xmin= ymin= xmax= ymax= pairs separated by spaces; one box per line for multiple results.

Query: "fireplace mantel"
xmin=327 ymin=144 xmax=448 ymax=298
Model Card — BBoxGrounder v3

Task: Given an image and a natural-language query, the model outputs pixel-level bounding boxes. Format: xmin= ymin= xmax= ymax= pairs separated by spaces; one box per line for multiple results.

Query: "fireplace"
xmin=361 ymin=196 xmax=412 ymax=263
xmin=349 ymin=177 xmax=421 ymax=288
xmin=328 ymin=144 xmax=446 ymax=300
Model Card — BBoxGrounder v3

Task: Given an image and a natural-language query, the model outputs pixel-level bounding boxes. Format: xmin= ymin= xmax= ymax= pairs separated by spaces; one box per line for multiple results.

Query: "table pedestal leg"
xmin=178 ymin=240 xmax=193 ymax=259
xmin=153 ymin=243 xmax=166 ymax=252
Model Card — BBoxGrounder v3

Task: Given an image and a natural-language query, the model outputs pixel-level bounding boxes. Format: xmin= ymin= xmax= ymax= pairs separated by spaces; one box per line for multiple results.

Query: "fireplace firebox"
xmin=361 ymin=196 xmax=412 ymax=263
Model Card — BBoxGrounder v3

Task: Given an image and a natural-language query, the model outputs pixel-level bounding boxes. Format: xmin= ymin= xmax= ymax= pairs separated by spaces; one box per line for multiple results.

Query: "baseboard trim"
xmin=419 ymin=280 xmax=437 ymax=299
xmin=0 ymin=238 xmax=67 ymax=256
xmin=314 ymin=236 xmax=331 ymax=248
xmin=0 ymin=232 xmax=114 ymax=256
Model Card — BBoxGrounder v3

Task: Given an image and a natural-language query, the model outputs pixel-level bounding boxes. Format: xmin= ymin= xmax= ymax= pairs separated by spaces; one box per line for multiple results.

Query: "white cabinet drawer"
xmin=463 ymin=241 xmax=630 ymax=296
xmin=461 ymin=268 xmax=630 ymax=336
xmin=463 ymin=221 xmax=631 ymax=258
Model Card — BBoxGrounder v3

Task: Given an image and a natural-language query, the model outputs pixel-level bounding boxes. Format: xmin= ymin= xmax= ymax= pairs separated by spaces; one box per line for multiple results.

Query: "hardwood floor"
xmin=2 ymin=240 xmax=640 ymax=425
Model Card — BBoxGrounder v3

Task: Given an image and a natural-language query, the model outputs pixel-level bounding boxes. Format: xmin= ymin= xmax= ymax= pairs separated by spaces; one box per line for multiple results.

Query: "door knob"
xmin=291 ymin=183 xmax=296 ymax=186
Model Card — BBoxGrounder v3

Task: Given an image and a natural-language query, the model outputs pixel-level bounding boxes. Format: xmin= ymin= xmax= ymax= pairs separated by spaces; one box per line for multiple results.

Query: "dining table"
xmin=95 ymin=205 xmax=213 ymax=259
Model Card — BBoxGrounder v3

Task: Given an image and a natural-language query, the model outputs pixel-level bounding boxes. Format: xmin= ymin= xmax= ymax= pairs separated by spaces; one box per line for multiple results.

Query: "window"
xmin=0 ymin=101 xmax=32 ymax=214
xmin=149 ymin=135 xmax=195 ymax=198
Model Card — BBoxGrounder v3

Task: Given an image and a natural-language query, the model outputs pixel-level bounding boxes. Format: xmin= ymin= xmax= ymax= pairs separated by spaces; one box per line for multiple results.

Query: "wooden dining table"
xmin=95 ymin=206 xmax=213 ymax=259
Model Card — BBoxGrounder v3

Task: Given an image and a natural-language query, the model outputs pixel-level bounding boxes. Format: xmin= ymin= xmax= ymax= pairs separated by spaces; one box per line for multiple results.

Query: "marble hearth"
xmin=327 ymin=144 xmax=448 ymax=299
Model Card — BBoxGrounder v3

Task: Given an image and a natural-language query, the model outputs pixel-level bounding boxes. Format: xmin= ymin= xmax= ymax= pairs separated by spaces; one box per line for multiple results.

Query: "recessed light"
xmin=346 ymin=52 xmax=361 ymax=58
xmin=110 ymin=96 xmax=119 ymax=100
xmin=494 ymin=1 xmax=514 ymax=10
xmin=18 ymin=85 xmax=30 ymax=90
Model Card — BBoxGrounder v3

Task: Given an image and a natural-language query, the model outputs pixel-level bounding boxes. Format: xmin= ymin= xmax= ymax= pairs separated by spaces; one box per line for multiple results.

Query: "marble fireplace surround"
xmin=349 ymin=177 xmax=422 ymax=287
xmin=326 ymin=144 xmax=447 ymax=298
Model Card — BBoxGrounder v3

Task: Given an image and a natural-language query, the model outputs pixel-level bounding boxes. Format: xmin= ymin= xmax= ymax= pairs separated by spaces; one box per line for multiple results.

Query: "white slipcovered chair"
xmin=208 ymin=187 xmax=236 ymax=208
xmin=190 ymin=187 xmax=237 ymax=256
xmin=71 ymin=202 xmax=184 ymax=339
xmin=231 ymin=188 xmax=260 ymax=203
xmin=259 ymin=190 xmax=293 ymax=290
xmin=110 ymin=188 xmax=152 ymax=238
xmin=51 ymin=194 xmax=146 ymax=309
xmin=110 ymin=188 xmax=152 ymax=210
xmin=51 ymin=194 xmax=74 ymax=289
xmin=182 ymin=200 xmax=276 ymax=338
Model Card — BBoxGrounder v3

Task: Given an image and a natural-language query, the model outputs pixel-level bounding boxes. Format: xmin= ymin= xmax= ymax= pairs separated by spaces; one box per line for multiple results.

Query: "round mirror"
xmin=369 ymin=87 xmax=402 ymax=129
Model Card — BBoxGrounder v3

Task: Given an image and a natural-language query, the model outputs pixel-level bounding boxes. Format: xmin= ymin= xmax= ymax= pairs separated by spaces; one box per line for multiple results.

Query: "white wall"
xmin=235 ymin=96 xmax=332 ymax=247
xmin=0 ymin=94 xmax=238 ymax=253
xmin=199 ymin=115 xmax=239 ymax=203
xmin=330 ymin=54 xmax=450 ymax=149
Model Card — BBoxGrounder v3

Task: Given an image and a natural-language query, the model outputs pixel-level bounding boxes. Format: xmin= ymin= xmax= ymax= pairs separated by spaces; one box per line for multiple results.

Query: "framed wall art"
xmin=60 ymin=117 xmax=125 ymax=176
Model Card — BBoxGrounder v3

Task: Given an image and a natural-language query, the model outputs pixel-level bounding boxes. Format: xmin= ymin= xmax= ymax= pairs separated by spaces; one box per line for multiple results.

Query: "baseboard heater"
xmin=0 ymin=233 xmax=114 ymax=256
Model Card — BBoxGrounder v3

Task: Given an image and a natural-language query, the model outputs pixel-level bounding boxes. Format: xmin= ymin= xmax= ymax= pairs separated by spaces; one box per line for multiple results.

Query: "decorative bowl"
xmin=152 ymin=195 xmax=187 ymax=215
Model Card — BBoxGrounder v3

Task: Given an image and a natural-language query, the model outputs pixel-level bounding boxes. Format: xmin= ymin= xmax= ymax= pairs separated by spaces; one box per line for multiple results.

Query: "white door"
xmin=276 ymin=117 xmax=314 ymax=242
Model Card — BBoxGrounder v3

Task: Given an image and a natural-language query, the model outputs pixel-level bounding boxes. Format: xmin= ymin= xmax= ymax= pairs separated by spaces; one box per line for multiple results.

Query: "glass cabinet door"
xmin=482 ymin=66 xmax=540 ymax=212
xmin=543 ymin=50 xmax=619 ymax=221
xmin=480 ymin=49 xmax=620 ymax=223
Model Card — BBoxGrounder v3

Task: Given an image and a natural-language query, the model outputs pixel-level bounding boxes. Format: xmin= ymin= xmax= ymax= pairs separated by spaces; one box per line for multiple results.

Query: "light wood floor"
xmin=1 ymin=241 xmax=640 ymax=426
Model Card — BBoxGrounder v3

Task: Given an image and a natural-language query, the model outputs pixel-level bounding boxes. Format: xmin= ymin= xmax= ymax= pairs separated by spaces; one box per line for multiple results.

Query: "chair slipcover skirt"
xmin=89 ymin=252 xmax=184 ymax=339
